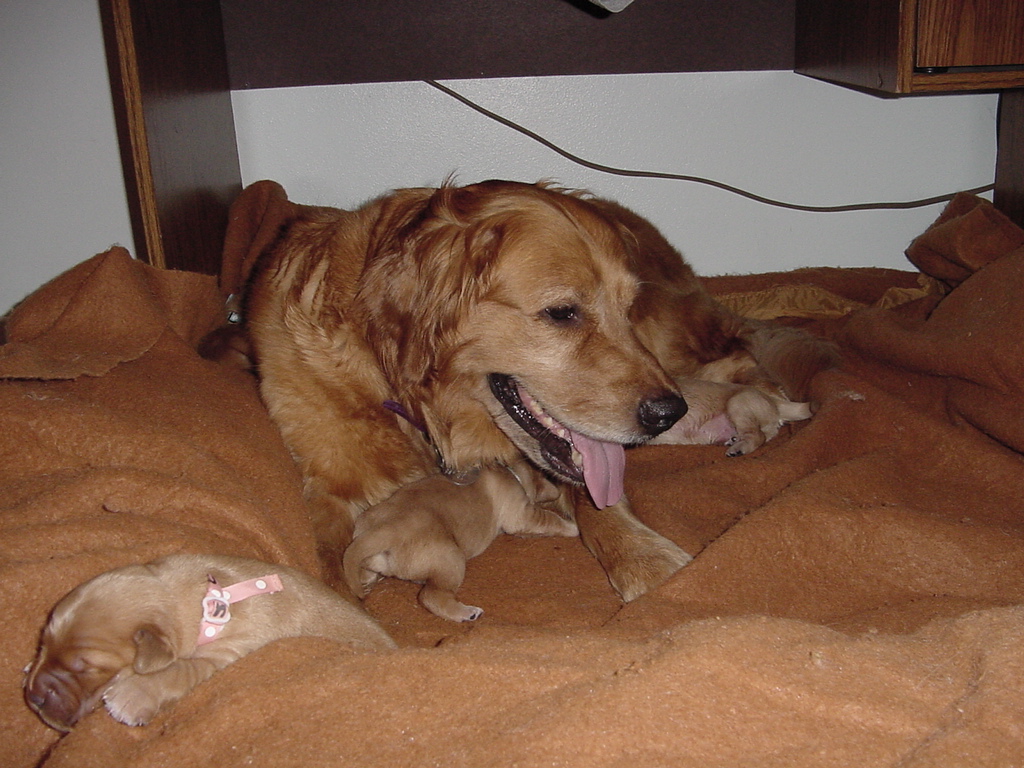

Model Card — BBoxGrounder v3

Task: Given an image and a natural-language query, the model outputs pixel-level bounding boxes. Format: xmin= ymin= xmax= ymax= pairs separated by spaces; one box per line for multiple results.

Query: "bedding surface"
xmin=2 ymin=192 xmax=1022 ymax=766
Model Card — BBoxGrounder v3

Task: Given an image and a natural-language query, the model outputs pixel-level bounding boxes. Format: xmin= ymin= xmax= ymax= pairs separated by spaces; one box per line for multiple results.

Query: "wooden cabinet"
xmin=796 ymin=0 xmax=1024 ymax=228
xmin=917 ymin=0 xmax=1024 ymax=70
xmin=796 ymin=0 xmax=1024 ymax=94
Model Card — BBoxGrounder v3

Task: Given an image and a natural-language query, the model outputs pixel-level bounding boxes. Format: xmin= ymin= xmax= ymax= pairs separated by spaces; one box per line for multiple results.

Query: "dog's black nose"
xmin=637 ymin=393 xmax=688 ymax=436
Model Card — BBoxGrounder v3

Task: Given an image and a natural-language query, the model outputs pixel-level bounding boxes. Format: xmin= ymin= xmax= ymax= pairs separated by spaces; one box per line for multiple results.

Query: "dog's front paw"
xmin=577 ymin=496 xmax=693 ymax=602
xmin=606 ymin=531 xmax=693 ymax=602
xmin=103 ymin=674 xmax=162 ymax=727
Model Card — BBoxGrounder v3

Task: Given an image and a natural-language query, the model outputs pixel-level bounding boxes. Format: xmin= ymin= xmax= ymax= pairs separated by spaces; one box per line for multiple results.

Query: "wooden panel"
xmin=916 ymin=0 xmax=1024 ymax=68
xmin=794 ymin=0 xmax=913 ymax=93
xmin=220 ymin=0 xmax=794 ymax=90
xmin=911 ymin=69 xmax=1024 ymax=92
xmin=995 ymin=88 xmax=1024 ymax=229
xmin=101 ymin=0 xmax=241 ymax=274
xmin=797 ymin=0 xmax=1024 ymax=93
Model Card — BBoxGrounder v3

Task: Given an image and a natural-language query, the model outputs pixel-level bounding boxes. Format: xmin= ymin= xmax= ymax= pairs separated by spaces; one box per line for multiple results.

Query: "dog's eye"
xmin=542 ymin=305 xmax=580 ymax=325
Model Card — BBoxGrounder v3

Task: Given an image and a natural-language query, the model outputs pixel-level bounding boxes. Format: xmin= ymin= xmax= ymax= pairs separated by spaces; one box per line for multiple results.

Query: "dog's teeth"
xmin=571 ymin=448 xmax=582 ymax=466
xmin=516 ymin=382 xmax=573 ymax=439
xmin=521 ymin=386 xmax=551 ymax=422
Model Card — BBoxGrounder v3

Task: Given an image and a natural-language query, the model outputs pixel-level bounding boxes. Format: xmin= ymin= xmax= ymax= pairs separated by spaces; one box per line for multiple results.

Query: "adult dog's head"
xmin=356 ymin=180 xmax=687 ymax=507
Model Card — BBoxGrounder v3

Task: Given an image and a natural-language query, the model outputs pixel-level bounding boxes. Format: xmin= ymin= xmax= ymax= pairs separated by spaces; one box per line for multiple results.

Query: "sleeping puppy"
xmin=344 ymin=460 xmax=577 ymax=621
xmin=650 ymin=378 xmax=812 ymax=455
xmin=24 ymin=554 xmax=395 ymax=731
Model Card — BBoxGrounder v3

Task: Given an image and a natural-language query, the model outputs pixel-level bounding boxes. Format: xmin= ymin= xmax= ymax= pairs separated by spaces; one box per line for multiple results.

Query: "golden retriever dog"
xmin=24 ymin=554 xmax=395 ymax=731
xmin=242 ymin=180 xmax=836 ymax=602
xmin=344 ymin=459 xmax=576 ymax=621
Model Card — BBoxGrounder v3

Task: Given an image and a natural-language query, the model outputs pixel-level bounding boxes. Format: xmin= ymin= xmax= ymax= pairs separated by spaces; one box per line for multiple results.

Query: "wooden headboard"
xmin=100 ymin=0 xmax=1024 ymax=275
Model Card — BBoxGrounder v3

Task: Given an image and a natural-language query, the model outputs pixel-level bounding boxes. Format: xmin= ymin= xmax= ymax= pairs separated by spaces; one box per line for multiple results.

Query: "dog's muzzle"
xmin=637 ymin=393 xmax=688 ymax=436
xmin=487 ymin=374 xmax=685 ymax=508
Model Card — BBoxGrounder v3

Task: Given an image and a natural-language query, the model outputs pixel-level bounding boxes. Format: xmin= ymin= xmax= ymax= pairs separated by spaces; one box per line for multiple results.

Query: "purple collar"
xmin=383 ymin=400 xmax=428 ymax=434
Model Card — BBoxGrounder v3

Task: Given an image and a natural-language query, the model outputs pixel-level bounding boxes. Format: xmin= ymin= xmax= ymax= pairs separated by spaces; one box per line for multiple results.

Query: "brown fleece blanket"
xmin=3 ymin=192 xmax=1024 ymax=767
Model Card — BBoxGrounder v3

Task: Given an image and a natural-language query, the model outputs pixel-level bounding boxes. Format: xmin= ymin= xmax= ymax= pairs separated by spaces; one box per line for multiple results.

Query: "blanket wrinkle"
xmin=899 ymin=652 xmax=985 ymax=765
xmin=0 ymin=248 xmax=223 ymax=380
xmin=905 ymin=192 xmax=1024 ymax=289
xmin=844 ymin=232 xmax=1024 ymax=453
xmin=6 ymin=191 xmax=1024 ymax=766
xmin=714 ymin=273 xmax=943 ymax=321
xmin=704 ymin=269 xmax=948 ymax=345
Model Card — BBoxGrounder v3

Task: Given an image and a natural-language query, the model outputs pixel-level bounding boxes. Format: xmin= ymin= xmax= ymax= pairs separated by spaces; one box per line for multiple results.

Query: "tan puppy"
xmin=24 ymin=554 xmax=395 ymax=731
xmin=651 ymin=378 xmax=812 ymax=455
xmin=343 ymin=461 xmax=577 ymax=621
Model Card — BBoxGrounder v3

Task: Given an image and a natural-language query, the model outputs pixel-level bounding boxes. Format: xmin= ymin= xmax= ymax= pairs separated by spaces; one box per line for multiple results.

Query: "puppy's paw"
xmin=605 ymin=531 xmax=693 ymax=603
xmin=725 ymin=432 xmax=763 ymax=457
xmin=436 ymin=602 xmax=483 ymax=626
xmin=355 ymin=572 xmax=380 ymax=599
xmin=418 ymin=585 xmax=484 ymax=622
xmin=103 ymin=675 xmax=162 ymax=727
xmin=459 ymin=605 xmax=484 ymax=622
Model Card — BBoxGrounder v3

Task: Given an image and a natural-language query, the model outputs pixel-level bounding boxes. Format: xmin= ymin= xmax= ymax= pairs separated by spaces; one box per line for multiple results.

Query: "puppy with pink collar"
xmin=24 ymin=554 xmax=395 ymax=730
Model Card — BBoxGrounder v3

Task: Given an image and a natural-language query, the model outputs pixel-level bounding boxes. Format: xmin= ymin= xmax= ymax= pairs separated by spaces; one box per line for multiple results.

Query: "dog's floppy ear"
xmin=360 ymin=183 xmax=504 ymax=400
xmin=132 ymin=624 xmax=177 ymax=674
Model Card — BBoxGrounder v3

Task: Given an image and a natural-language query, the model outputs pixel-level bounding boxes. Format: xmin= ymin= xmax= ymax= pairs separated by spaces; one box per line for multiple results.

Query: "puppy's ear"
xmin=510 ymin=460 xmax=561 ymax=504
xmin=527 ymin=471 xmax=560 ymax=504
xmin=132 ymin=625 xmax=177 ymax=674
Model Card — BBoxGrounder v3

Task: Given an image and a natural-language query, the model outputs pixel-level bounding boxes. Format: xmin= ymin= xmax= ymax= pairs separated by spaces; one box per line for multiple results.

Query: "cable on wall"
xmin=424 ymin=79 xmax=995 ymax=214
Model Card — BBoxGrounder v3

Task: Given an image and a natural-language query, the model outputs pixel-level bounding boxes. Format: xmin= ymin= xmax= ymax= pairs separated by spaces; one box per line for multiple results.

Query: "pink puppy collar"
xmin=197 ymin=573 xmax=284 ymax=646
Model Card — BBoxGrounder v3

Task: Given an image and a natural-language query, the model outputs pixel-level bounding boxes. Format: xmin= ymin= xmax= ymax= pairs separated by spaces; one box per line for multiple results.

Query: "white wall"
xmin=232 ymin=74 xmax=998 ymax=275
xmin=1 ymin=0 xmax=134 ymax=317
xmin=0 ymin=2 xmax=1000 ymax=318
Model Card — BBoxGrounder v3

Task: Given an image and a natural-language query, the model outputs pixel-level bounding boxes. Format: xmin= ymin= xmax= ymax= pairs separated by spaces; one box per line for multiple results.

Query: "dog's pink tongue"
xmin=570 ymin=430 xmax=625 ymax=509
